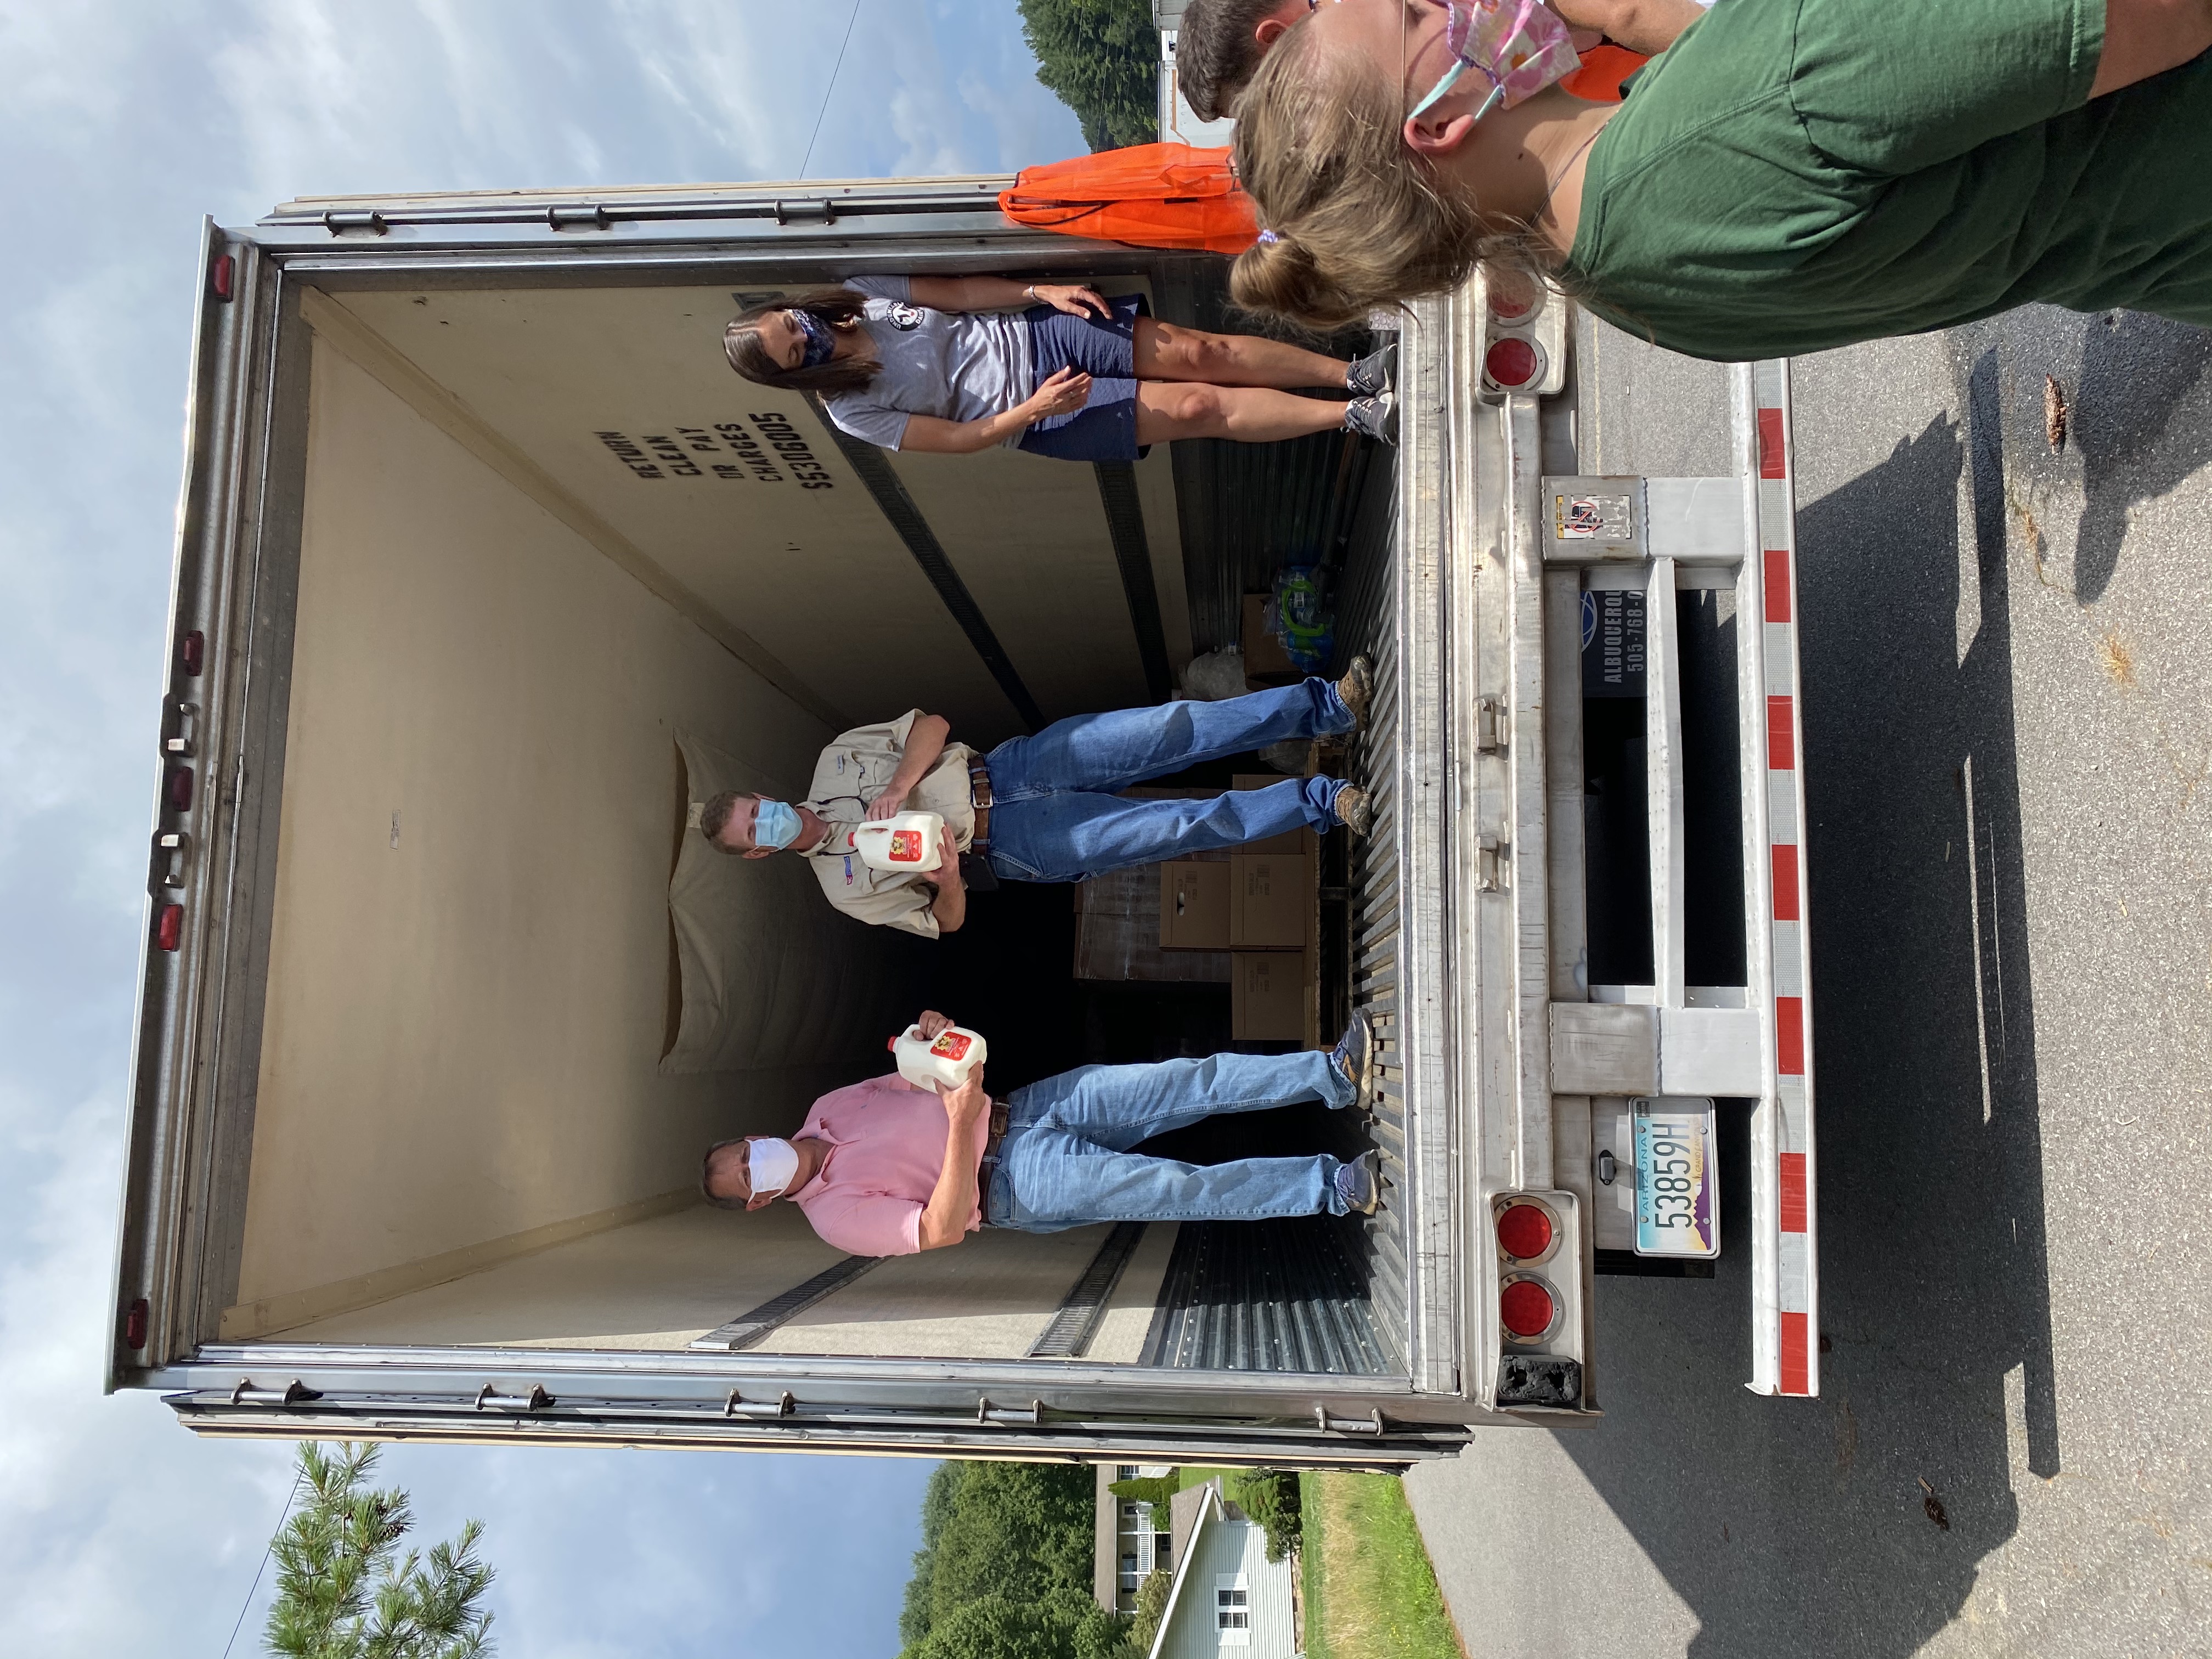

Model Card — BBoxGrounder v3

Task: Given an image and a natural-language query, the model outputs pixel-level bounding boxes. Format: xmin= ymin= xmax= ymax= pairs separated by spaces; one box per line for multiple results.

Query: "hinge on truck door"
xmin=1476 ymin=836 xmax=1506 ymax=891
xmin=774 ymin=198 xmax=837 ymax=226
xmin=1474 ymin=695 xmax=1503 ymax=752
xmin=229 ymin=1378 xmax=321 ymax=1407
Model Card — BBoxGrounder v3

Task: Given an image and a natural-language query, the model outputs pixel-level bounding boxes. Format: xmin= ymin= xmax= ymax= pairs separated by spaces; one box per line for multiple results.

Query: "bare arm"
xmin=922 ymin=825 xmax=967 ymax=934
xmin=1550 ymin=0 xmax=1704 ymax=55
xmin=907 ymin=276 xmax=1111 ymax=316
xmin=915 ymin=1071 xmax=991 ymax=1250
xmin=867 ymin=715 xmax=952 ymax=819
xmin=898 ymin=368 xmax=1094 ymax=455
xmin=2092 ymin=0 xmax=2212 ymax=97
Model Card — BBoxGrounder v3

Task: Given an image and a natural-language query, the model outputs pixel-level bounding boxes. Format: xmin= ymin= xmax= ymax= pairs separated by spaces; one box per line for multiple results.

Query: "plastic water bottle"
xmin=847 ymin=812 xmax=947 ymax=873
xmin=888 ymin=1023 xmax=989 ymax=1089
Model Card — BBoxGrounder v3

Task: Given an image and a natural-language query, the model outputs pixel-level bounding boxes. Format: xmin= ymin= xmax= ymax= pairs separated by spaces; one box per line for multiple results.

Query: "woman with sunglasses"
xmin=1227 ymin=0 xmax=2212 ymax=361
xmin=723 ymin=276 xmax=1398 ymax=460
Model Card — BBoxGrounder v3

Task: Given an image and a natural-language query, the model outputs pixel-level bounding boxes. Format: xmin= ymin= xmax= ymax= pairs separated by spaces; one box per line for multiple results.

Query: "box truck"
xmin=110 ymin=167 xmax=1818 ymax=1465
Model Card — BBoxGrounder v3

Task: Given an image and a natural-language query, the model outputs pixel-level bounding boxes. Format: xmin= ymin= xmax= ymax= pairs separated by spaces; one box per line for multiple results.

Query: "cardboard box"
xmin=1232 ymin=950 xmax=1310 ymax=1040
xmin=1242 ymin=594 xmax=1301 ymax=690
xmin=1229 ymin=852 xmax=1310 ymax=950
xmin=1159 ymin=859 xmax=1232 ymax=951
xmin=1074 ymin=867 xmax=1231 ymax=983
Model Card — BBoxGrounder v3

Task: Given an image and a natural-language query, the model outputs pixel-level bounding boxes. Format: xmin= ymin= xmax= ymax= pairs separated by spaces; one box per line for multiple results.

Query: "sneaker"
xmin=1346 ymin=340 xmax=1397 ymax=399
xmin=1332 ymin=783 xmax=1373 ymax=837
xmin=1343 ymin=392 xmax=1397 ymax=445
xmin=1331 ymin=1009 xmax=1375 ymax=1114
xmin=1334 ymin=1149 xmax=1383 ymax=1217
xmin=1335 ymin=653 xmax=1374 ymax=729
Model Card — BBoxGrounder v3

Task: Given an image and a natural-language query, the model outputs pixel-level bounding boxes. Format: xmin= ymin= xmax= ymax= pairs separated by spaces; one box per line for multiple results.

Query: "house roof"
xmin=1146 ymin=1485 xmax=1225 ymax=1659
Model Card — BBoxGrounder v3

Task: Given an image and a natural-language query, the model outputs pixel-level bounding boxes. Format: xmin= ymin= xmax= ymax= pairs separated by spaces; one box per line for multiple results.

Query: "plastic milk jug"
xmin=889 ymin=1023 xmax=989 ymax=1090
xmin=847 ymin=811 xmax=946 ymax=874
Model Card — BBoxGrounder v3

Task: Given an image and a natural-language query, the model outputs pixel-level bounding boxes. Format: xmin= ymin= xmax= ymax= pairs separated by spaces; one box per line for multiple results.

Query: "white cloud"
xmin=0 ymin=0 xmax=1076 ymax=1651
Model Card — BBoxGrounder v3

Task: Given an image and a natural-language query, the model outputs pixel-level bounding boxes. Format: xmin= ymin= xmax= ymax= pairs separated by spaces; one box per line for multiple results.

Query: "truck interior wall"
xmin=225 ymin=335 xmax=894 ymax=1341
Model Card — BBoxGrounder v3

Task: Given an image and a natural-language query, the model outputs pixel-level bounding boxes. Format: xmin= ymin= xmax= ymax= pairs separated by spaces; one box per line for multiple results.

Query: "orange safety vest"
xmin=998 ymin=143 xmax=1260 ymax=257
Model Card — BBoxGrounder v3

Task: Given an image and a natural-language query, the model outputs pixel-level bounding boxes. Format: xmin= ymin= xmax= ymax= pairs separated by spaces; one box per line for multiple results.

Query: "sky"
xmin=0 ymin=3 xmax=1086 ymax=1655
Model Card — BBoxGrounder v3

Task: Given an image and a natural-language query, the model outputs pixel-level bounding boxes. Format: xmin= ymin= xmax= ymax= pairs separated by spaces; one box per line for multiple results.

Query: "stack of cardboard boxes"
xmin=1158 ymin=777 xmax=1318 ymax=1042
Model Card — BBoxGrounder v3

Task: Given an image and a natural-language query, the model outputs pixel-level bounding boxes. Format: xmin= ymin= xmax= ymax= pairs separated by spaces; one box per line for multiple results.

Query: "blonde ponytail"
xmin=1231 ymin=21 xmax=1553 ymax=329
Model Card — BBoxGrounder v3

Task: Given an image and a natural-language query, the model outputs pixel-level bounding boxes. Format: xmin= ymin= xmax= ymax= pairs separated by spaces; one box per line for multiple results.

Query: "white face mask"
xmin=748 ymin=1136 xmax=800 ymax=1200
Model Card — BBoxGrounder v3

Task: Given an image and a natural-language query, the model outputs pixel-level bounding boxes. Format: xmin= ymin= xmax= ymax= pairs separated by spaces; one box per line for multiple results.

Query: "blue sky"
xmin=0 ymin=3 xmax=1086 ymax=1654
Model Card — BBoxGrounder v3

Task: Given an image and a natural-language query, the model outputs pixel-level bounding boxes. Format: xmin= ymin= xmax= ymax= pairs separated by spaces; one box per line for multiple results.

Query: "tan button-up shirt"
xmin=801 ymin=710 xmax=978 ymax=938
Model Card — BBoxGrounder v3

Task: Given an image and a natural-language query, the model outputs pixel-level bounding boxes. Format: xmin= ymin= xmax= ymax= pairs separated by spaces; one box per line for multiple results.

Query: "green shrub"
xmin=1227 ymin=1468 xmax=1302 ymax=1564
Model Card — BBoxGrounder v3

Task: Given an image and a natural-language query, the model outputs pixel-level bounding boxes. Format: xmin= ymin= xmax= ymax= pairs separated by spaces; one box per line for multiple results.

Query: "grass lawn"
xmin=1177 ymin=1466 xmax=1239 ymax=1492
xmin=1300 ymin=1471 xmax=1462 ymax=1659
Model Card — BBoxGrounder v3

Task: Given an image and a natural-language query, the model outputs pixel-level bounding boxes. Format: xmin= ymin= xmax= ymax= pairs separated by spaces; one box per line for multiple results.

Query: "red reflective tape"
xmin=1779 ymin=1153 xmax=1808 ymax=1233
xmin=1771 ymin=844 xmax=1800 ymax=920
xmin=1758 ymin=407 xmax=1786 ymax=479
xmin=1763 ymin=548 xmax=1792 ymax=622
xmin=1780 ymin=1312 xmax=1811 ymax=1395
xmin=1767 ymin=695 xmax=1796 ymax=770
xmin=1776 ymin=996 xmax=1805 ymax=1075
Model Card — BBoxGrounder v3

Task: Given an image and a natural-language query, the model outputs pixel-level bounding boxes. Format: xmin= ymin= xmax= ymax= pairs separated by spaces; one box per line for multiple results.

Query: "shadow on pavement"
xmin=1548 ymin=376 xmax=2061 ymax=1658
xmin=2070 ymin=311 xmax=2212 ymax=603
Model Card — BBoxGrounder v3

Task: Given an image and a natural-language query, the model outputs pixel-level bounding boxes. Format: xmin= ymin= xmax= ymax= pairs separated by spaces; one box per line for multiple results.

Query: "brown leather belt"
xmin=969 ymin=760 xmax=994 ymax=850
xmin=981 ymin=1099 xmax=1011 ymax=1160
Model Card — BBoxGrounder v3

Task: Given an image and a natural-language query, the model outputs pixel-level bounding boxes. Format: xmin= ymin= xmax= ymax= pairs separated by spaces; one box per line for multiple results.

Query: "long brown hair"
xmin=723 ymin=286 xmax=881 ymax=396
xmin=1229 ymin=20 xmax=1554 ymax=330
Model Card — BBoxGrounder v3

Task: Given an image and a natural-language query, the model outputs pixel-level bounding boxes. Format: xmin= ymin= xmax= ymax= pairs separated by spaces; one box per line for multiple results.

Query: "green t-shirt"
xmin=1564 ymin=0 xmax=2212 ymax=360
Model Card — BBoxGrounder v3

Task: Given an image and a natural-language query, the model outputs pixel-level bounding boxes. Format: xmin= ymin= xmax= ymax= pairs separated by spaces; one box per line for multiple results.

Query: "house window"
xmin=1122 ymin=1503 xmax=1139 ymax=1517
xmin=1214 ymin=1576 xmax=1250 ymax=1647
xmin=1118 ymin=1465 xmax=1139 ymax=1480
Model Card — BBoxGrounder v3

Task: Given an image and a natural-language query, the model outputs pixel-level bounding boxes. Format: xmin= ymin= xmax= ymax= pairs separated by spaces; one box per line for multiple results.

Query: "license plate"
xmin=1633 ymin=1097 xmax=1719 ymax=1257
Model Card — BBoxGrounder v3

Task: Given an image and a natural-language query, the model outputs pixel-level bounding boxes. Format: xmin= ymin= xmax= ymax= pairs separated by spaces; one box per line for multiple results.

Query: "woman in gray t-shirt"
xmin=723 ymin=274 xmax=1397 ymax=461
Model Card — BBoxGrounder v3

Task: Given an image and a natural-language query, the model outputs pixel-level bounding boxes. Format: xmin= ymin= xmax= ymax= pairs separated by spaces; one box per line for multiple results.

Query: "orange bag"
xmin=998 ymin=143 xmax=1261 ymax=257
xmin=1562 ymin=43 xmax=1647 ymax=103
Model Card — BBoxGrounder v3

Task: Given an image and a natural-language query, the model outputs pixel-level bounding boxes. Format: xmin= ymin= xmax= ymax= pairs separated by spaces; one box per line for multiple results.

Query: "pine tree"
xmin=262 ymin=1443 xmax=496 ymax=1659
xmin=1017 ymin=0 xmax=1160 ymax=152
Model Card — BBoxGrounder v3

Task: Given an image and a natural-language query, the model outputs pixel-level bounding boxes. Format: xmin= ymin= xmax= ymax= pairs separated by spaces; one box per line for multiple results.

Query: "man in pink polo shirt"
xmin=699 ymin=1008 xmax=1384 ymax=1255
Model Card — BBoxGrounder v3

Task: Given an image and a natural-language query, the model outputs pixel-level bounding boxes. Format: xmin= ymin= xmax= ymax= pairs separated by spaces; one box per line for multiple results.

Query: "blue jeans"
xmin=983 ymin=679 xmax=1355 ymax=884
xmin=984 ymin=1049 xmax=1357 ymax=1231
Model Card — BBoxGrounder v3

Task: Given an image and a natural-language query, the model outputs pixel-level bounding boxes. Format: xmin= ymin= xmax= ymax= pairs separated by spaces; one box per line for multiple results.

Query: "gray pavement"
xmin=1404 ymin=309 xmax=2212 ymax=1659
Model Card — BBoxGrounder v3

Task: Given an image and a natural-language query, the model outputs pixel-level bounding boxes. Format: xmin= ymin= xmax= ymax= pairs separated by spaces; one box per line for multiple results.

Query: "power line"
xmin=221 ymin=1469 xmax=305 ymax=1659
xmin=799 ymin=0 xmax=865 ymax=180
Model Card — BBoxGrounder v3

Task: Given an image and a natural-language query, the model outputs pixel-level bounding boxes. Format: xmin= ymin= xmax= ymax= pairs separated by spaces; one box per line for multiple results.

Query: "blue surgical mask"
xmin=754 ymin=799 xmax=804 ymax=850
xmin=1409 ymin=0 xmax=1580 ymax=122
xmin=792 ymin=308 xmax=838 ymax=369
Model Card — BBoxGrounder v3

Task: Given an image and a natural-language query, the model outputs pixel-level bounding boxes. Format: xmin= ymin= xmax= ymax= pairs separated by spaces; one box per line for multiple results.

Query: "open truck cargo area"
xmin=111 ymin=173 xmax=1816 ymax=1465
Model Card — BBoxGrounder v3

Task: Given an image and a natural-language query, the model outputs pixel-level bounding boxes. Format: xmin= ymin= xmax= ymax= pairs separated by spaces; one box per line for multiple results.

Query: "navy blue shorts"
xmin=1018 ymin=292 xmax=1149 ymax=462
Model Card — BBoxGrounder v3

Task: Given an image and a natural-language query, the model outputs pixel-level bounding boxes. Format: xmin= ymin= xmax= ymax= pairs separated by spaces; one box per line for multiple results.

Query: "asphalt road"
xmin=1404 ymin=308 xmax=2212 ymax=1659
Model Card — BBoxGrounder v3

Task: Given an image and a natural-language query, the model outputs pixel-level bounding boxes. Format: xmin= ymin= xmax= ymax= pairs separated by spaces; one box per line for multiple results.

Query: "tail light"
xmin=1488 ymin=278 xmax=1539 ymax=321
xmin=1483 ymin=336 xmax=1545 ymax=392
xmin=1499 ymin=1274 xmax=1558 ymax=1341
xmin=156 ymin=904 xmax=184 ymax=952
xmin=211 ymin=255 xmax=234 ymax=302
xmin=1496 ymin=1200 xmax=1555 ymax=1262
xmin=123 ymin=1299 xmax=150 ymax=1350
xmin=180 ymin=629 xmax=205 ymax=675
xmin=165 ymin=765 xmax=194 ymax=812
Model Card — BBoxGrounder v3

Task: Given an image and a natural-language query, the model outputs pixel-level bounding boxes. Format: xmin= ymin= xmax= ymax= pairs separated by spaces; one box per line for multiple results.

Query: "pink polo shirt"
xmin=787 ymin=1073 xmax=990 ymax=1257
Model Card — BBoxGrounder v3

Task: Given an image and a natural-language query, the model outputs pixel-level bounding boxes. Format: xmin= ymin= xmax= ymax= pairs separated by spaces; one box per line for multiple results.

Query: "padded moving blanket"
xmin=661 ymin=730 xmax=919 ymax=1074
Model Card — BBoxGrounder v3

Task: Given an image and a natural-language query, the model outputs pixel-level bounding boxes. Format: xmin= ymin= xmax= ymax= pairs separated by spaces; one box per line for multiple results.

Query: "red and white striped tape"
xmin=1755 ymin=363 xmax=1817 ymax=1397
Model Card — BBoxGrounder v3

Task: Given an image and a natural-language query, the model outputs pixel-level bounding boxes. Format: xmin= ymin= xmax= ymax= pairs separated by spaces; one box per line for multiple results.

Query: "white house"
xmin=1096 ymin=1464 xmax=1177 ymax=1615
xmin=1146 ymin=1483 xmax=1297 ymax=1659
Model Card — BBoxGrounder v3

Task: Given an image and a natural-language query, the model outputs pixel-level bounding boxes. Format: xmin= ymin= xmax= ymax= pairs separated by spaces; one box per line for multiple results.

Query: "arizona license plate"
xmin=1633 ymin=1097 xmax=1719 ymax=1257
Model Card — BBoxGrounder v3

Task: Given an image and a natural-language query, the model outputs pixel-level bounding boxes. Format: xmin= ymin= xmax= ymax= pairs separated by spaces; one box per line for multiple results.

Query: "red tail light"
xmin=124 ymin=1299 xmax=150 ymax=1349
xmin=1500 ymin=1277 xmax=1556 ymax=1340
xmin=1496 ymin=1201 xmax=1555 ymax=1262
xmin=211 ymin=255 xmax=234 ymax=302
xmin=1488 ymin=279 xmax=1537 ymax=320
xmin=1485 ymin=337 xmax=1542 ymax=390
xmin=156 ymin=904 xmax=184 ymax=951
xmin=180 ymin=630 xmax=205 ymax=675
xmin=166 ymin=765 xmax=194 ymax=812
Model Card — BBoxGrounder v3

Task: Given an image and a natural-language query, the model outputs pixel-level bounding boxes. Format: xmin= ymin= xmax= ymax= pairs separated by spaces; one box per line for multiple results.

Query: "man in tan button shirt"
xmin=700 ymin=667 xmax=1373 ymax=938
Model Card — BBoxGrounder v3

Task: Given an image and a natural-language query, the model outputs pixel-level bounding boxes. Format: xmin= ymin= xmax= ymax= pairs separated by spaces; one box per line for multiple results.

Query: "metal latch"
xmin=230 ymin=1377 xmax=321 ymax=1407
xmin=774 ymin=198 xmax=836 ymax=226
xmin=475 ymin=1383 xmax=555 ymax=1412
xmin=1474 ymin=695 xmax=1503 ymax=752
xmin=1314 ymin=1404 xmax=1385 ymax=1435
xmin=1476 ymin=835 xmax=1506 ymax=891
xmin=322 ymin=210 xmax=389 ymax=236
xmin=725 ymin=1389 xmax=796 ymax=1419
xmin=547 ymin=204 xmax=612 ymax=230
xmin=977 ymin=1398 xmax=1044 ymax=1426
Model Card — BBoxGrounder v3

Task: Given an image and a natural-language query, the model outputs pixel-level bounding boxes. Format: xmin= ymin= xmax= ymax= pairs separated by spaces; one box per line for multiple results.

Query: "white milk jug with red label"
xmin=889 ymin=1023 xmax=989 ymax=1090
xmin=846 ymin=811 xmax=946 ymax=873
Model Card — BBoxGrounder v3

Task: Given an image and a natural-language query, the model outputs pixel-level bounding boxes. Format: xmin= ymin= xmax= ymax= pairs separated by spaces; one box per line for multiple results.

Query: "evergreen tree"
xmin=262 ymin=1443 xmax=495 ymax=1659
xmin=1017 ymin=0 xmax=1160 ymax=151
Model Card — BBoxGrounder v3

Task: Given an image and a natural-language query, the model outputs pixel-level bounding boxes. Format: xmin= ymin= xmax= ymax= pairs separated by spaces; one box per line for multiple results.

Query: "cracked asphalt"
xmin=1402 ymin=307 xmax=2212 ymax=1659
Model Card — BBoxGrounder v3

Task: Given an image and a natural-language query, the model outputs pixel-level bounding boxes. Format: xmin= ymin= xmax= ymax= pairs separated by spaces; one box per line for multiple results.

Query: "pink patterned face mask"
xmin=1408 ymin=0 xmax=1581 ymax=121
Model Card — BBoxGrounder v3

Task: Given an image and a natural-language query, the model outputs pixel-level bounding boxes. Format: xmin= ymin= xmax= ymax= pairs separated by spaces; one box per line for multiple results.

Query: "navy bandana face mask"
xmin=792 ymin=308 xmax=838 ymax=370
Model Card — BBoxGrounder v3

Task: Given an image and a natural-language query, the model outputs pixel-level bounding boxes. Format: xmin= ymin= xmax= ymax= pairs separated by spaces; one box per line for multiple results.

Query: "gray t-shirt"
xmin=820 ymin=276 xmax=1035 ymax=450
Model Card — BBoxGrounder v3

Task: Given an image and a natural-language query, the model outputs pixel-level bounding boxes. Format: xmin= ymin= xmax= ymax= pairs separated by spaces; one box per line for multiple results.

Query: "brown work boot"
xmin=1333 ymin=783 xmax=1373 ymax=837
xmin=1335 ymin=654 xmax=1375 ymax=729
